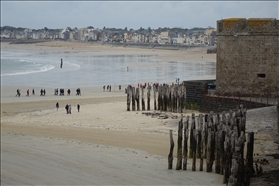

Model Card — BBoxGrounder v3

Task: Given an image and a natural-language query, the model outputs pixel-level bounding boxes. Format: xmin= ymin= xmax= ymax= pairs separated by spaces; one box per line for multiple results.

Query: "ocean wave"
xmin=1 ymin=64 xmax=55 ymax=77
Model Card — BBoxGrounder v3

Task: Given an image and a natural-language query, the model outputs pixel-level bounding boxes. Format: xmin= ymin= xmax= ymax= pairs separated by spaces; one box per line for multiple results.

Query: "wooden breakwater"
xmin=168 ymin=105 xmax=257 ymax=186
xmin=127 ymin=84 xmax=186 ymax=113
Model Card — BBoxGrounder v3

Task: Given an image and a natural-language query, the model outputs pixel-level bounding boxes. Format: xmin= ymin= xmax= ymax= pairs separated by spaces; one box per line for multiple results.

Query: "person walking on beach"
xmin=77 ymin=104 xmax=80 ymax=112
xmin=26 ymin=89 xmax=29 ymax=97
xmin=32 ymin=89 xmax=35 ymax=95
xmin=65 ymin=104 xmax=69 ymax=114
xmin=60 ymin=58 xmax=63 ymax=68
xmin=56 ymin=102 xmax=59 ymax=111
xmin=15 ymin=89 xmax=21 ymax=97
xmin=103 ymin=85 xmax=105 ymax=92
xmin=43 ymin=89 xmax=46 ymax=96
xmin=119 ymin=85 xmax=121 ymax=91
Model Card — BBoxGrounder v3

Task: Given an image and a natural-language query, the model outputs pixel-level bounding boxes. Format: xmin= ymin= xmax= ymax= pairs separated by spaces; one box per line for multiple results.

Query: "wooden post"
xmin=246 ymin=132 xmax=254 ymax=178
xmin=176 ymin=118 xmax=183 ymax=170
xmin=142 ymin=87 xmax=145 ymax=111
xmin=136 ymin=88 xmax=140 ymax=111
xmin=189 ymin=113 xmax=195 ymax=158
xmin=132 ymin=87 xmax=135 ymax=111
xmin=192 ymin=129 xmax=197 ymax=171
xmin=127 ymin=87 xmax=131 ymax=111
xmin=168 ymin=130 xmax=175 ymax=169
xmin=147 ymin=87 xmax=151 ymax=110
xmin=183 ymin=116 xmax=189 ymax=170
xmin=154 ymin=89 xmax=157 ymax=110
xmin=206 ymin=127 xmax=212 ymax=172
xmin=200 ymin=126 xmax=205 ymax=171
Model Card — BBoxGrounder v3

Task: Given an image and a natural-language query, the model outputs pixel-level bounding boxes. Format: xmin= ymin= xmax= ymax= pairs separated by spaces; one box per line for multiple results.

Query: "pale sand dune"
xmin=1 ymin=41 xmax=227 ymax=185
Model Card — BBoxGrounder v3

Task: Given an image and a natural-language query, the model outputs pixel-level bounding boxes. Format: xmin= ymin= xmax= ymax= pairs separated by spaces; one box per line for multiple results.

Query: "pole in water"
xmin=60 ymin=58 xmax=63 ymax=68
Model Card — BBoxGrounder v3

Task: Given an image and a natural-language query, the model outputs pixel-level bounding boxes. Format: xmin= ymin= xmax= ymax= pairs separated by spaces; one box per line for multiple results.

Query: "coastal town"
xmin=0 ymin=26 xmax=217 ymax=46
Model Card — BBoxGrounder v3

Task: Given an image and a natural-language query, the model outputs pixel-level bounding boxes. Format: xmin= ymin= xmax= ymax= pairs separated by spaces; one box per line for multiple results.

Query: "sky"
xmin=1 ymin=1 xmax=278 ymax=30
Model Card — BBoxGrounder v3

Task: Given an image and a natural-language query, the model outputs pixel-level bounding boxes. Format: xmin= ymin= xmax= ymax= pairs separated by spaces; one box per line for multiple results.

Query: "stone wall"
xmin=199 ymin=95 xmax=272 ymax=113
xmin=183 ymin=80 xmax=214 ymax=105
xmin=183 ymin=80 xmax=274 ymax=113
xmin=216 ymin=18 xmax=279 ymax=97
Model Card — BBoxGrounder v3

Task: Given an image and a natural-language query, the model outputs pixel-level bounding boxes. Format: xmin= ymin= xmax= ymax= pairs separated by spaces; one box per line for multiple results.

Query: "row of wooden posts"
xmin=168 ymin=105 xmax=255 ymax=186
xmin=126 ymin=84 xmax=186 ymax=112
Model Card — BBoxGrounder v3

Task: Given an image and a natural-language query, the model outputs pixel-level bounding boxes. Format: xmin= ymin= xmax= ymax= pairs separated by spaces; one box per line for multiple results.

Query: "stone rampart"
xmin=216 ymin=18 xmax=279 ymax=97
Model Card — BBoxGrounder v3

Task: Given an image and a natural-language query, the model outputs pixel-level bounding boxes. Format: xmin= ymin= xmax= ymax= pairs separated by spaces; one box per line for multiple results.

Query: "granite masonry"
xmin=215 ymin=18 xmax=279 ymax=97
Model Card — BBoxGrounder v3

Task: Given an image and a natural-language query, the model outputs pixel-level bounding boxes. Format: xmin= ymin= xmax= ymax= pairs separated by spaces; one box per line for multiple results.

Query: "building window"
xmin=257 ymin=74 xmax=266 ymax=78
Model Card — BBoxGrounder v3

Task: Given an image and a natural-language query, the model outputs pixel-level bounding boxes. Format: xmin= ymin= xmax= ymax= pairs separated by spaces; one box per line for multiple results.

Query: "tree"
xmin=87 ymin=26 xmax=94 ymax=29
xmin=124 ymin=27 xmax=128 ymax=31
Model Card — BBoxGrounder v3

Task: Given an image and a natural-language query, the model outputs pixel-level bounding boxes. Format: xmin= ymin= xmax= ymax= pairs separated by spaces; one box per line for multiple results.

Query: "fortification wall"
xmin=216 ymin=18 xmax=279 ymax=97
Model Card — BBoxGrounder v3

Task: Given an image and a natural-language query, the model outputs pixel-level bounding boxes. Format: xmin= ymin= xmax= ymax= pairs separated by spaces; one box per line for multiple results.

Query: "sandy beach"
xmin=1 ymin=41 xmax=278 ymax=185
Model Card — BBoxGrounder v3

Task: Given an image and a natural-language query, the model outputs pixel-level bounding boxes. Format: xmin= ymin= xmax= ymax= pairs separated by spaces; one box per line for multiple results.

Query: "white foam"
xmin=1 ymin=64 xmax=55 ymax=77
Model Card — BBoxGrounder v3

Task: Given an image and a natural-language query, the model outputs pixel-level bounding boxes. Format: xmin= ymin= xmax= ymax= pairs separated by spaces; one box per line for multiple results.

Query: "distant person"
xmin=15 ymin=89 xmax=21 ymax=97
xmin=32 ymin=89 xmax=35 ymax=95
xmin=56 ymin=102 xmax=59 ymax=111
xmin=103 ymin=85 xmax=105 ymax=92
xmin=40 ymin=89 xmax=43 ymax=96
xmin=68 ymin=105 xmax=72 ymax=114
xmin=26 ymin=89 xmax=29 ymax=97
xmin=77 ymin=104 xmax=80 ymax=112
xmin=65 ymin=104 xmax=69 ymax=114
xmin=43 ymin=89 xmax=46 ymax=96
xmin=119 ymin=85 xmax=121 ymax=91
xmin=60 ymin=58 xmax=63 ymax=68
xmin=67 ymin=89 xmax=71 ymax=96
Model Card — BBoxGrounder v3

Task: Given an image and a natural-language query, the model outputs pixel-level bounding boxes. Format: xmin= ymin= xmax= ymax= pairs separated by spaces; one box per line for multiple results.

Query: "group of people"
xmin=103 ymin=85 xmax=112 ymax=92
xmin=15 ymin=88 xmax=36 ymax=97
xmin=56 ymin=103 xmax=80 ymax=114
xmin=54 ymin=88 xmax=72 ymax=96
xmin=40 ymin=89 xmax=46 ymax=96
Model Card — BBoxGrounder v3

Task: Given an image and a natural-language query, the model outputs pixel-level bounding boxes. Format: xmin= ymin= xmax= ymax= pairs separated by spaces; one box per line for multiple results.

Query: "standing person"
xmin=56 ymin=102 xmax=59 ymax=111
xmin=109 ymin=85 xmax=111 ymax=92
xmin=68 ymin=105 xmax=72 ymax=114
xmin=26 ymin=89 xmax=29 ymax=97
xmin=60 ymin=58 xmax=63 ymax=68
xmin=77 ymin=104 xmax=80 ymax=112
xmin=119 ymin=85 xmax=121 ymax=91
xmin=103 ymin=85 xmax=105 ymax=92
xmin=65 ymin=104 xmax=69 ymax=114
xmin=32 ymin=89 xmax=35 ymax=95
xmin=67 ymin=89 xmax=71 ymax=96
xmin=43 ymin=89 xmax=46 ymax=96
xmin=40 ymin=89 xmax=43 ymax=96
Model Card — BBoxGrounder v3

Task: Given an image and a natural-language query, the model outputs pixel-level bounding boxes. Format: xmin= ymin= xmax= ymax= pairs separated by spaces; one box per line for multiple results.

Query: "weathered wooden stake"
xmin=168 ymin=130 xmax=174 ymax=169
xmin=154 ymin=89 xmax=157 ymax=110
xmin=147 ymin=87 xmax=151 ymax=110
xmin=246 ymin=132 xmax=254 ymax=177
xmin=132 ymin=87 xmax=135 ymax=111
xmin=136 ymin=88 xmax=140 ymax=111
xmin=127 ymin=88 xmax=131 ymax=111
xmin=141 ymin=88 xmax=145 ymax=111
xmin=192 ymin=129 xmax=197 ymax=171
xmin=183 ymin=116 xmax=189 ymax=170
xmin=176 ymin=118 xmax=183 ymax=170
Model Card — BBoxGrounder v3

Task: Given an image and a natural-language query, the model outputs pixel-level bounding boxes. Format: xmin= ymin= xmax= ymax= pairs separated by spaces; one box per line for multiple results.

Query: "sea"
xmin=1 ymin=49 xmax=216 ymax=89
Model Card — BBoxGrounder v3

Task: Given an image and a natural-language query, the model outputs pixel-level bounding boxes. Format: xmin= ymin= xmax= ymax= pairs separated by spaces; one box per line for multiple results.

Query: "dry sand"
xmin=1 ymin=41 xmax=278 ymax=185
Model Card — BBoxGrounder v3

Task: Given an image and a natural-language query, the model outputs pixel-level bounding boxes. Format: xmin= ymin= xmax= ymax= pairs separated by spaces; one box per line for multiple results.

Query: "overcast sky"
xmin=1 ymin=1 xmax=278 ymax=30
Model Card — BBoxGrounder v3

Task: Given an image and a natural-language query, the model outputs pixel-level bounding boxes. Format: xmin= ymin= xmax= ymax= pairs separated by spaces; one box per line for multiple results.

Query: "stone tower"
xmin=216 ymin=18 xmax=279 ymax=97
